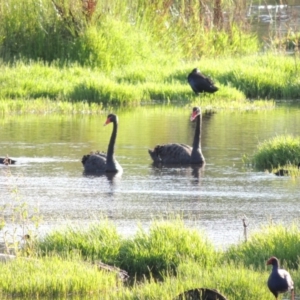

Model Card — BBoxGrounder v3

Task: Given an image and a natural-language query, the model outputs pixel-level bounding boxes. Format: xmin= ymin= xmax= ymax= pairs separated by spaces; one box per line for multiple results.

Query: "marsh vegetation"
xmin=1 ymin=0 xmax=300 ymax=299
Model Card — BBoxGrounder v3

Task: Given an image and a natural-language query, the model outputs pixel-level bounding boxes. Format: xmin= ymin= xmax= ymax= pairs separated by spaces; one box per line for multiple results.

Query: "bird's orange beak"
xmin=104 ymin=117 xmax=111 ymax=126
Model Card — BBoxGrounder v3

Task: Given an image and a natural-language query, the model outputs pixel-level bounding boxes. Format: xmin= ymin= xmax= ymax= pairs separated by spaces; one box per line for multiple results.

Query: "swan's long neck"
xmin=106 ymin=119 xmax=117 ymax=163
xmin=192 ymin=114 xmax=201 ymax=150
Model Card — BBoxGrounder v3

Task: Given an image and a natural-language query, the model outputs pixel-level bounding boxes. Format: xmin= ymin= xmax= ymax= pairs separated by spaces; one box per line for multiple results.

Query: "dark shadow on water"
xmin=82 ymin=170 xmax=123 ymax=184
xmin=150 ymin=162 xmax=205 ymax=185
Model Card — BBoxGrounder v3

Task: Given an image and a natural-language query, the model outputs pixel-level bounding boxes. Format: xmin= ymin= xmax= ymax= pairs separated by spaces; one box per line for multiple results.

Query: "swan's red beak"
xmin=104 ymin=117 xmax=111 ymax=126
xmin=190 ymin=111 xmax=199 ymax=121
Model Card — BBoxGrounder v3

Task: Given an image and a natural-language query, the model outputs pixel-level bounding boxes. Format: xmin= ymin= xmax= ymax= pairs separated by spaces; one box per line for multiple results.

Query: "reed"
xmin=252 ymin=134 xmax=300 ymax=170
xmin=0 ymin=0 xmax=258 ymax=65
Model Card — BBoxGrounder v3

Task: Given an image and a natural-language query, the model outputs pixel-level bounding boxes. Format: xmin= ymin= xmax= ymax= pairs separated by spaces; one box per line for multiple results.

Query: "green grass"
xmin=37 ymin=220 xmax=122 ymax=264
xmin=0 ymin=0 xmax=259 ymax=64
xmin=252 ymin=134 xmax=300 ymax=170
xmin=0 ymin=0 xmax=299 ymax=110
xmin=117 ymin=218 xmax=219 ymax=279
xmin=2 ymin=53 xmax=299 ymax=111
xmin=1 ymin=219 xmax=300 ymax=299
xmin=0 ymin=256 xmax=120 ymax=299
xmin=224 ymin=223 xmax=300 ymax=270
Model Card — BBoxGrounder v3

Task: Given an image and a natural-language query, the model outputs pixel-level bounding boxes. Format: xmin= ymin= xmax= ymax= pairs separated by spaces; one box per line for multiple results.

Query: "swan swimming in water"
xmin=148 ymin=107 xmax=205 ymax=165
xmin=81 ymin=113 xmax=122 ymax=174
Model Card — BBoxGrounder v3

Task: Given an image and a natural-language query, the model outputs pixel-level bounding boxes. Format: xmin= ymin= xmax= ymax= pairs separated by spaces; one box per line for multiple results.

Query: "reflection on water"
xmin=1 ymin=104 xmax=300 ymax=249
xmin=248 ymin=1 xmax=300 ymax=44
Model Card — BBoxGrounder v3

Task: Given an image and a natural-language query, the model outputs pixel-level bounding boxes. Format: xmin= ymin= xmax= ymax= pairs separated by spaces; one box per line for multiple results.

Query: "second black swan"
xmin=148 ymin=107 xmax=205 ymax=165
xmin=187 ymin=68 xmax=218 ymax=95
xmin=81 ymin=114 xmax=122 ymax=174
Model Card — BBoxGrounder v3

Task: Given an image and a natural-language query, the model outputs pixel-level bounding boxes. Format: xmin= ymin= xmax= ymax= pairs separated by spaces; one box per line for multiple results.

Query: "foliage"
xmin=37 ymin=220 xmax=122 ymax=264
xmin=3 ymin=53 xmax=300 ymax=108
xmin=117 ymin=218 xmax=218 ymax=278
xmin=252 ymin=134 xmax=300 ymax=169
xmin=0 ymin=0 xmax=259 ymax=66
xmin=0 ymin=256 xmax=120 ymax=299
xmin=224 ymin=223 xmax=300 ymax=270
xmin=1 ymin=219 xmax=300 ymax=299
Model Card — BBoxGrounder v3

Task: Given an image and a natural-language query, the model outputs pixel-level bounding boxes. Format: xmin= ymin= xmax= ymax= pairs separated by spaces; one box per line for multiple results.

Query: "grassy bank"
xmin=0 ymin=1 xmax=299 ymax=110
xmin=0 ymin=218 xmax=299 ymax=299
xmin=2 ymin=53 xmax=300 ymax=111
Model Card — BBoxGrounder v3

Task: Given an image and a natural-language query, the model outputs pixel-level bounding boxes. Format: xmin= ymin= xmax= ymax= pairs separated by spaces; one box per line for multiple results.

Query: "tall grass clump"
xmin=224 ymin=223 xmax=300 ymax=270
xmin=0 ymin=256 xmax=120 ymax=299
xmin=37 ymin=220 xmax=121 ymax=264
xmin=0 ymin=0 xmax=259 ymax=67
xmin=118 ymin=218 xmax=219 ymax=279
xmin=252 ymin=134 xmax=300 ymax=170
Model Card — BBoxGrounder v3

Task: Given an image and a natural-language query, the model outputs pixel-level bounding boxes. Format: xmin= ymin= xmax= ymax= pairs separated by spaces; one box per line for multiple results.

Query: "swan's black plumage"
xmin=274 ymin=163 xmax=300 ymax=176
xmin=0 ymin=156 xmax=16 ymax=165
xmin=82 ymin=114 xmax=122 ymax=174
xmin=148 ymin=107 xmax=205 ymax=165
xmin=187 ymin=68 xmax=218 ymax=94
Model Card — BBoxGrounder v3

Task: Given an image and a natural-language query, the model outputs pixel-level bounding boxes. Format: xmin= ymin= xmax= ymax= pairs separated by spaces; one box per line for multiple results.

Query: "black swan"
xmin=187 ymin=68 xmax=218 ymax=95
xmin=148 ymin=107 xmax=205 ymax=165
xmin=274 ymin=163 xmax=300 ymax=176
xmin=267 ymin=256 xmax=294 ymax=300
xmin=81 ymin=114 xmax=122 ymax=174
xmin=0 ymin=156 xmax=16 ymax=165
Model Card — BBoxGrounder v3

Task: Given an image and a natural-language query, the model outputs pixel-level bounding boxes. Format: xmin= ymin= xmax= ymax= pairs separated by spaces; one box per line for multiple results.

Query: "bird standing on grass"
xmin=187 ymin=68 xmax=218 ymax=95
xmin=267 ymin=256 xmax=294 ymax=300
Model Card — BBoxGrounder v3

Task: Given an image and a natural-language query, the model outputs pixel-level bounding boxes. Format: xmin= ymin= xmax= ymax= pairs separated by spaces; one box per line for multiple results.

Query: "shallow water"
xmin=1 ymin=103 xmax=300 ymax=249
xmin=248 ymin=1 xmax=300 ymax=47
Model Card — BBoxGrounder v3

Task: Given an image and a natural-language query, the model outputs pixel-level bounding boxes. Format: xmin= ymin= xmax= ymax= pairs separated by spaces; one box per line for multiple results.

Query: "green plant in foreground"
xmin=224 ymin=223 xmax=300 ymax=270
xmin=38 ymin=220 xmax=121 ymax=264
xmin=118 ymin=218 xmax=219 ymax=279
xmin=0 ymin=256 xmax=120 ymax=299
xmin=1 ymin=219 xmax=300 ymax=299
xmin=252 ymin=134 xmax=300 ymax=170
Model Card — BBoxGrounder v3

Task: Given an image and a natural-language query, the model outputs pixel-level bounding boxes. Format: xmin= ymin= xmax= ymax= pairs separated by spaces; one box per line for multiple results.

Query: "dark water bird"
xmin=274 ymin=163 xmax=300 ymax=176
xmin=148 ymin=107 xmax=205 ymax=165
xmin=0 ymin=156 xmax=16 ymax=165
xmin=267 ymin=256 xmax=294 ymax=300
xmin=175 ymin=287 xmax=227 ymax=300
xmin=81 ymin=114 xmax=122 ymax=175
xmin=187 ymin=68 xmax=218 ymax=95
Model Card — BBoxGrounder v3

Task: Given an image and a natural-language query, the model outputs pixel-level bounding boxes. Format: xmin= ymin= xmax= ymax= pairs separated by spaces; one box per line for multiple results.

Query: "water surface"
xmin=1 ymin=104 xmax=300 ymax=249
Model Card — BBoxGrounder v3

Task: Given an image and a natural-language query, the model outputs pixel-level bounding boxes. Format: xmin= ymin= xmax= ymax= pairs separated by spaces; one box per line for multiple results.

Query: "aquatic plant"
xmin=252 ymin=134 xmax=300 ymax=170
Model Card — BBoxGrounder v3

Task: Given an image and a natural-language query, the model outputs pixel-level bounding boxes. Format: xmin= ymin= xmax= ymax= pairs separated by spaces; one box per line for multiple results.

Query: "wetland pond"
xmin=1 ymin=103 xmax=300 ymax=249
